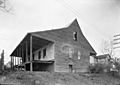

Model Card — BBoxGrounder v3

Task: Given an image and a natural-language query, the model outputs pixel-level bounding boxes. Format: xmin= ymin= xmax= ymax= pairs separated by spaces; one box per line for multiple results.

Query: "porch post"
xmin=12 ymin=56 xmax=14 ymax=70
xmin=19 ymin=48 xmax=20 ymax=65
xmin=19 ymin=47 xmax=21 ymax=70
xmin=20 ymin=58 xmax=22 ymax=65
xmin=17 ymin=49 xmax=19 ymax=65
xmin=13 ymin=56 xmax=14 ymax=70
xmin=11 ymin=56 xmax=13 ymax=70
xmin=25 ymin=41 xmax=28 ymax=71
xmin=30 ymin=35 xmax=33 ymax=72
xmin=17 ymin=48 xmax=19 ymax=70
xmin=18 ymin=58 xmax=19 ymax=65
xmin=15 ymin=56 xmax=16 ymax=67
xmin=21 ymin=45 xmax=24 ymax=70
xmin=22 ymin=45 xmax=24 ymax=64
xmin=26 ymin=41 xmax=28 ymax=62
xmin=19 ymin=47 xmax=21 ymax=61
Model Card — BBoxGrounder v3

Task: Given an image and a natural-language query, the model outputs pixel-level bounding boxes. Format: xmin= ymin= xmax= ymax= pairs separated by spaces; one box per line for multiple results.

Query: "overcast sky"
xmin=0 ymin=0 xmax=120 ymax=63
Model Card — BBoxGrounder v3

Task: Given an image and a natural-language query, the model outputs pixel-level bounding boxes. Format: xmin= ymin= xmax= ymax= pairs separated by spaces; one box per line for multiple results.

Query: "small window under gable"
xmin=73 ymin=32 xmax=77 ymax=41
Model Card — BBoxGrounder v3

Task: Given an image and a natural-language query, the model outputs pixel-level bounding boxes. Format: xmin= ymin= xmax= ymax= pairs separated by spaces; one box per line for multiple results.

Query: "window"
xmin=90 ymin=56 xmax=94 ymax=64
xmin=69 ymin=48 xmax=73 ymax=58
xmin=73 ymin=32 xmax=77 ymax=41
xmin=38 ymin=51 xmax=41 ymax=59
xmin=78 ymin=51 xmax=81 ymax=60
xmin=43 ymin=48 xmax=46 ymax=58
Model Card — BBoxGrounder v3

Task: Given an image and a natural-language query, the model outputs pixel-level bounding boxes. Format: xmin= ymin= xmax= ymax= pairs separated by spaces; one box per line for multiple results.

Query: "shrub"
xmin=89 ymin=63 xmax=105 ymax=73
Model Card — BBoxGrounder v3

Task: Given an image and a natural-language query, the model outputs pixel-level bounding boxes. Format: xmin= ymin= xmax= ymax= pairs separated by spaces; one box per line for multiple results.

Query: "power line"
xmin=55 ymin=0 xmax=110 ymax=38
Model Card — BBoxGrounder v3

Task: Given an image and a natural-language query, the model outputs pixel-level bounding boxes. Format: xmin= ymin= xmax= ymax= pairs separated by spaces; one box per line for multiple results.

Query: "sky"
xmin=0 ymin=0 xmax=120 ymax=64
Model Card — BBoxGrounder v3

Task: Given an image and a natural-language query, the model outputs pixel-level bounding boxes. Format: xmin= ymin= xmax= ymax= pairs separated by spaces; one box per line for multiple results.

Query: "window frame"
xmin=73 ymin=32 xmax=77 ymax=41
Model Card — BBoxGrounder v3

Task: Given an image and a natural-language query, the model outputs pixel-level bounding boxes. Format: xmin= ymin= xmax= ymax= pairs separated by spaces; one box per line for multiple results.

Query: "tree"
xmin=100 ymin=39 xmax=114 ymax=58
xmin=0 ymin=0 xmax=12 ymax=12
xmin=99 ymin=39 xmax=120 ymax=76
xmin=0 ymin=50 xmax=4 ymax=70
xmin=5 ymin=61 xmax=12 ymax=68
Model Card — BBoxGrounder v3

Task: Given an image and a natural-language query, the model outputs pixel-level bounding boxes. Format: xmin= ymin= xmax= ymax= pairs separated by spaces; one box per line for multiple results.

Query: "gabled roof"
xmin=10 ymin=19 xmax=96 ymax=56
xmin=31 ymin=19 xmax=96 ymax=54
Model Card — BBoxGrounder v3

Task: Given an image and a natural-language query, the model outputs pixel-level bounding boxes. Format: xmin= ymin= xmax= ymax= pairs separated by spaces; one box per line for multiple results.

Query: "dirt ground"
xmin=0 ymin=71 xmax=120 ymax=85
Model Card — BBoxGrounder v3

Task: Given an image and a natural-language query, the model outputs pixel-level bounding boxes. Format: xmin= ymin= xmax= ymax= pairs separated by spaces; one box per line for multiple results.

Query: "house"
xmin=94 ymin=54 xmax=111 ymax=64
xmin=10 ymin=19 xmax=96 ymax=72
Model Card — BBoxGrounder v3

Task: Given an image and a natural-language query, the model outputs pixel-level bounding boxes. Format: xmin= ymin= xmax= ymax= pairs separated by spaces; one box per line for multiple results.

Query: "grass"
xmin=0 ymin=71 xmax=120 ymax=85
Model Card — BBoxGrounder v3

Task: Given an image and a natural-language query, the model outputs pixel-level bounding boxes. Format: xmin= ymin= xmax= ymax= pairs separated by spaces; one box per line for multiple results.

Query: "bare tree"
xmin=0 ymin=0 xmax=12 ymax=12
xmin=100 ymin=39 xmax=114 ymax=58
xmin=0 ymin=50 xmax=4 ymax=71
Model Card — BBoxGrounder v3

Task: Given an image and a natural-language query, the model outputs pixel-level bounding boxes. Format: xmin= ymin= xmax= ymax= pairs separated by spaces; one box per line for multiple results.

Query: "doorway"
xmin=69 ymin=64 xmax=73 ymax=72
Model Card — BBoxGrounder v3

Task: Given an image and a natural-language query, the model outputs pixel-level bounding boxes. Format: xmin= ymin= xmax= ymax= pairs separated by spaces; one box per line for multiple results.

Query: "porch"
xmin=25 ymin=60 xmax=54 ymax=71
xmin=10 ymin=33 xmax=54 ymax=72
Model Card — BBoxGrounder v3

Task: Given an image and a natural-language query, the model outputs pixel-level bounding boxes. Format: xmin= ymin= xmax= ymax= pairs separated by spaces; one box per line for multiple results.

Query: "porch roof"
xmin=10 ymin=33 xmax=53 ymax=57
xmin=95 ymin=54 xmax=110 ymax=59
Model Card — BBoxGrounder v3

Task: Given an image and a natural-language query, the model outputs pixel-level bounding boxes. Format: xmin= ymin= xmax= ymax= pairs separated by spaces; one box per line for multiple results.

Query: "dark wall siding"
xmin=54 ymin=41 xmax=90 ymax=72
xmin=33 ymin=63 xmax=54 ymax=72
xmin=32 ymin=20 xmax=96 ymax=54
xmin=53 ymin=21 xmax=93 ymax=72
xmin=32 ymin=20 xmax=95 ymax=72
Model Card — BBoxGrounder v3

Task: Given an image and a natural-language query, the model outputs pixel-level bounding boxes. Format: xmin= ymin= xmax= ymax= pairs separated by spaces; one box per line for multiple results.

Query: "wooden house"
xmin=10 ymin=19 xmax=96 ymax=72
xmin=94 ymin=54 xmax=111 ymax=64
